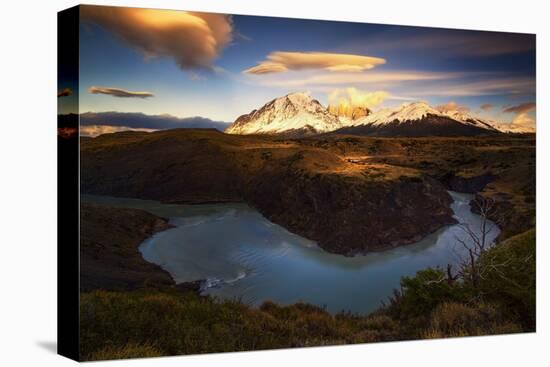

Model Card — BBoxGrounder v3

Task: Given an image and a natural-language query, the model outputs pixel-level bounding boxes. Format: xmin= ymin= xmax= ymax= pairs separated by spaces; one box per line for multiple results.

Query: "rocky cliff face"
xmin=328 ymin=104 xmax=370 ymax=120
xmin=247 ymin=171 xmax=455 ymax=255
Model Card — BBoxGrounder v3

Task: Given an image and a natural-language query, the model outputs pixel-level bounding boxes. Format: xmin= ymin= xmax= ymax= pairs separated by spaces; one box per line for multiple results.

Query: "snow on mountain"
xmin=347 ymin=102 xmax=441 ymax=127
xmin=226 ymin=94 xmax=529 ymax=136
xmin=349 ymin=102 xmax=499 ymax=131
xmin=225 ymin=92 xmax=342 ymax=135
xmin=490 ymin=122 xmax=536 ymax=134
xmin=443 ymin=110 xmax=500 ymax=131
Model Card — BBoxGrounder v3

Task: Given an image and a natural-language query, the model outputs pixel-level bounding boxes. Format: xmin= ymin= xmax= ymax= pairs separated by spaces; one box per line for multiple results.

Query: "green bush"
xmin=389 ymin=268 xmax=466 ymax=320
xmin=478 ymin=229 xmax=536 ymax=328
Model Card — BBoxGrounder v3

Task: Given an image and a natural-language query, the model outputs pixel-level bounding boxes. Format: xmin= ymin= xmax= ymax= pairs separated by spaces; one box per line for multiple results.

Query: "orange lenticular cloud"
xmin=81 ymin=6 xmax=233 ymax=70
xmin=244 ymin=51 xmax=386 ymax=74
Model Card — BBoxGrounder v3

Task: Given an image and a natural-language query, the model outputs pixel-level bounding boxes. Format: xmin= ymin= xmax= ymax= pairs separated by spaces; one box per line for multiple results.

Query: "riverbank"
xmin=110 ymin=190 xmax=497 ymax=313
xmin=79 ymin=228 xmax=535 ymax=361
xmin=80 ymin=203 xmax=203 ymax=293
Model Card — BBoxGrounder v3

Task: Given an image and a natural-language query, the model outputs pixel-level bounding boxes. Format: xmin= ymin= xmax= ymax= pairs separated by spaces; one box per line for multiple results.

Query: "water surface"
xmin=83 ymin=192 xmax=499 ymax=314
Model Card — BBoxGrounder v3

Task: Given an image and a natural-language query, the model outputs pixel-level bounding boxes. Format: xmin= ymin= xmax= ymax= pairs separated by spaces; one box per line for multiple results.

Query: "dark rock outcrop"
xmin=247 ymin=172 xmax=455 ymax=255
xmin=80 ymin=203 xmax=175 ymax=291
xmin=441 ymin=172 xmax=496 ymax=193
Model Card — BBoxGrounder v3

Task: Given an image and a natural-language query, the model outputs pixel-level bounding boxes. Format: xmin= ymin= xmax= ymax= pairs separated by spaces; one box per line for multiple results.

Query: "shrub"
xmin=477 ymin=229 xmax=536 ymax=329
xmin=87 ymin=343 xmax=164 ymax=361
xmin=421 ymin=302 xmax=522 ymax=339
xmin=389 ymin=268 xmax=465 ymax=320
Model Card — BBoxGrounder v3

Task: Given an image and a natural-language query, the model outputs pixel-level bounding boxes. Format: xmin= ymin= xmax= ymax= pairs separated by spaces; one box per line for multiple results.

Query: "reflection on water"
xmin=82 ymin=192 xmax=500 ymax=314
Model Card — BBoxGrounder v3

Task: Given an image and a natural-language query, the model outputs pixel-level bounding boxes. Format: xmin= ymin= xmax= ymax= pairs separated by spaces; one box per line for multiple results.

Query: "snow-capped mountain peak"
xmin=443 ymin=110 xmax=499 ymax=131
xmin=347 ymin=102 xmax=502 ymax=131
xmin=357 ymin=102 xmax=441 ymax=126
xmin=225 ymin=92 xmax=342 ymax=135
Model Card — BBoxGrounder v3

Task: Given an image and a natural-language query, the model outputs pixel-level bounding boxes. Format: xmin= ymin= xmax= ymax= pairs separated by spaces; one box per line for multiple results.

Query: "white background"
xmin=0 ymin=0 xmax=547 ymax=365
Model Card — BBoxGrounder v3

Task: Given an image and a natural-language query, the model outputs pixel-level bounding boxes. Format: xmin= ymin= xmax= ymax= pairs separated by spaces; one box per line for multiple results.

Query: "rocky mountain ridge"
xmin=225 ymin=93 xmax=532 ymax=136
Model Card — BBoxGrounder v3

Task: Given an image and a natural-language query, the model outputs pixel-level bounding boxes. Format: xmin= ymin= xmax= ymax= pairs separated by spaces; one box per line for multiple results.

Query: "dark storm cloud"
xmin=80 ymin=111 xmax=229 ymax=131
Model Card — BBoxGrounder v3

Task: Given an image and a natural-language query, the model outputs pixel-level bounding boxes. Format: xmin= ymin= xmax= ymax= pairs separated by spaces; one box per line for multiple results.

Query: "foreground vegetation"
xmin=80 ymin=228 xmax=535 ymax=360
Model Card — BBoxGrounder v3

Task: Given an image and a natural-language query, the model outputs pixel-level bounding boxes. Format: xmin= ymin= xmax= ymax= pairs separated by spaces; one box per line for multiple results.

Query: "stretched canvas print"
xmin=58 ymin=4 xmax=536 ymax=361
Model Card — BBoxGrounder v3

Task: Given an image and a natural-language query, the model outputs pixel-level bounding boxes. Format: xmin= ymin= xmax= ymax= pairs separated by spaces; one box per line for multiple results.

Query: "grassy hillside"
xmin=80 ymin=228 xmax=535 ymax=361
xmin=80 ymin=129 xmax=457 ymax=254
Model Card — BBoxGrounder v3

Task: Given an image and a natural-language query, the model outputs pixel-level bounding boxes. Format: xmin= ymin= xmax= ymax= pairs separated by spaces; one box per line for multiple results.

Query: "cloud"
xmin=88 ymin=86 xmax=154 ymax=98
xmin=480 ymin=103 xmax=494 ymax=111
xmin=80 ymin=125 xmax=156 ymax=137
xmin=81 ymin=6 xmax=232 ymax=70
xmin=250 ymin=70 xmax=463 ymax=89
xmin=80 ymin=111 xmax=229 ymax=131
xmin=328 ymin=88 xmax=388 ymax=110
xmin=495 ymin=102 xmax=536 ymax=133
xmin=413 ymin=77 xmax=535 ymax=97
xmin=498 ymin=113 xmax=536 ymax=133
xmin=58 ymin=88 xmax=73 ymax=98
xmin=369 ymin=32 xmax=535 ymax=58
xmin=503 ymin=102 xmax=536 ymax=114
xmin=244 ymin=51 xmax=386 ymax=74
xmin=435 ymin=101 xmax=470 ymax=113
xmin=511 ymin=113 xmax=535 ymax=127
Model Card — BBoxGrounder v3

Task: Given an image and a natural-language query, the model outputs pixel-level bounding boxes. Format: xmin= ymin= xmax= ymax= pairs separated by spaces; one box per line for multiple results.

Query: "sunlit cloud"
xmin=58 ymin=88 xmax=73 ymax=98
xmin=327 ymin=88 xmax=388 ymax=118
xmin=480 ymin=103 xmax=494 ymax=111
xmin=436 ymin=101 xmax=470 ymax=113
xmin=503 ymin=102 xmax=536 ymax=114
xmin=498 ymin=113 xmax=536 ymax=133
xmin=512 ymin=113 xmax=535 ymax=127
xmin=81 ymin=6 xmax=233 ymax=70
xmin=328 ymin=88 xmax=388 ymax=109
xmin=244 ymin=51 xmax=386 ymax=74
xmin=88 ymin=86 xmax=154 ymax=98
xmin=496 ymin=102 xmax=536 ymax=132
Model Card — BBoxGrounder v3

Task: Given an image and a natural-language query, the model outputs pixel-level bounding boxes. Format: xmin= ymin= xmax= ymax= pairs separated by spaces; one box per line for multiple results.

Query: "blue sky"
xmin=74 ymin=6 xmax=536 ymax=126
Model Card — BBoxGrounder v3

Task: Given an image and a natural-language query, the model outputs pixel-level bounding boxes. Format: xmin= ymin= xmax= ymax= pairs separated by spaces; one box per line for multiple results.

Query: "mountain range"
xmin=225 ymin=92 xmax=532 ymax=137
